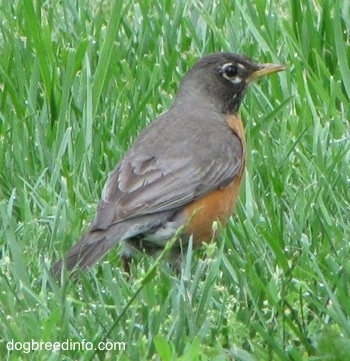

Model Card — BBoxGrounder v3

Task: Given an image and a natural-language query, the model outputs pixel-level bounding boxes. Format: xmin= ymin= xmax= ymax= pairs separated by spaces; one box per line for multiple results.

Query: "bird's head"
xmin=176 ymin=52 xmax=286 ymax=114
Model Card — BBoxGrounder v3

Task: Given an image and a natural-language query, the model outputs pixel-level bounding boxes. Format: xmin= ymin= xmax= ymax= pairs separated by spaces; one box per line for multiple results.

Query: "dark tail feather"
xmin=52 ymin=228 xmax=120 ymax=280
xmin=52 ymin=213 xmax=167 ymax=280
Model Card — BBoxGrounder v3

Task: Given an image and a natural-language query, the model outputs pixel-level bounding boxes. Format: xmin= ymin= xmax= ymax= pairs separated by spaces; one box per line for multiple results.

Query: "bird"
xmin=52 ymin=52 xmax=286 ymax=278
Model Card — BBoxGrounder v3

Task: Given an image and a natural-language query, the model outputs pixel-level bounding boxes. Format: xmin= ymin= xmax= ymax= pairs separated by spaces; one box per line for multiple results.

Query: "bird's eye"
xmin=223 ymin=64 xmax=238 ymax=78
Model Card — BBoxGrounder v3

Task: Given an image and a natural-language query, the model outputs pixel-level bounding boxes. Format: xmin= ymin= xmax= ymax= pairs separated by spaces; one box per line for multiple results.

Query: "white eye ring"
xmin=220 ymin=63 xmax=242 ymax=84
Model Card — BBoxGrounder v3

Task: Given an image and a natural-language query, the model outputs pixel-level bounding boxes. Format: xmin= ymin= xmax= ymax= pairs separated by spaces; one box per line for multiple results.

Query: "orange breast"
xmin=183 ymin=114 xmax=246 ymax=246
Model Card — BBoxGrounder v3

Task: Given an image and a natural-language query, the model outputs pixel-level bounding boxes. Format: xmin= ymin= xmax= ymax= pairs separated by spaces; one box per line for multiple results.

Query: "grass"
xmin=0 ymin=0 xmax=349 ymax=359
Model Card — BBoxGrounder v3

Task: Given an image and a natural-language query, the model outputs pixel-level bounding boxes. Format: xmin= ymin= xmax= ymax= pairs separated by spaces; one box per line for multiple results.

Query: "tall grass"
xmin=0 ymin=0 xmax=349 ymax=360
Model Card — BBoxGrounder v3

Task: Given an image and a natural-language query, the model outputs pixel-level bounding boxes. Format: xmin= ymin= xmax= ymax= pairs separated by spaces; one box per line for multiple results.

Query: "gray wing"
xmin=91 ymin=109 xmax=243 ymax=230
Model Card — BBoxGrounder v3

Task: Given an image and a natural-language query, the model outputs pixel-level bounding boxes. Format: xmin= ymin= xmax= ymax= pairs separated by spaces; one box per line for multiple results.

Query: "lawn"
xmin=0 ymin=0 xmax=349 ymax=360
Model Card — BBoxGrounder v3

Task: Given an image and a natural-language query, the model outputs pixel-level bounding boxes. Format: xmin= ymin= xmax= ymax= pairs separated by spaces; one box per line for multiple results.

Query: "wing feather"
xmin=91 ymin=108 xmax=243 ymax=230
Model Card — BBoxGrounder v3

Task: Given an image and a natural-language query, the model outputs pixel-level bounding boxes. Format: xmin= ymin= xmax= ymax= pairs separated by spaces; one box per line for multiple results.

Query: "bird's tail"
xmin=52 ymin=212 xmax=171 ymax=280
xmin=52 ymin=226 xmax=123 ymax=280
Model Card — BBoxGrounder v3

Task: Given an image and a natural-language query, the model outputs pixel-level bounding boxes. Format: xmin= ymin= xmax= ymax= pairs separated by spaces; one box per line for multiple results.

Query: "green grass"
xmin=0 ymin=0 xmax=349 ymax=360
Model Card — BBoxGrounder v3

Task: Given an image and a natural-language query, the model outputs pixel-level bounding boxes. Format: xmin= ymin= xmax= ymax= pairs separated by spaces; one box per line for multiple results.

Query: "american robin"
xmin=53 ymin=52 xmax=286 ymax=278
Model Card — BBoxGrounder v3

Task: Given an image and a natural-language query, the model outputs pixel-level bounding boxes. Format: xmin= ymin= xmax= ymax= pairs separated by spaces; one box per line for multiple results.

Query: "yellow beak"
xmin=247 ymin=63 xmax=287 ymax=82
